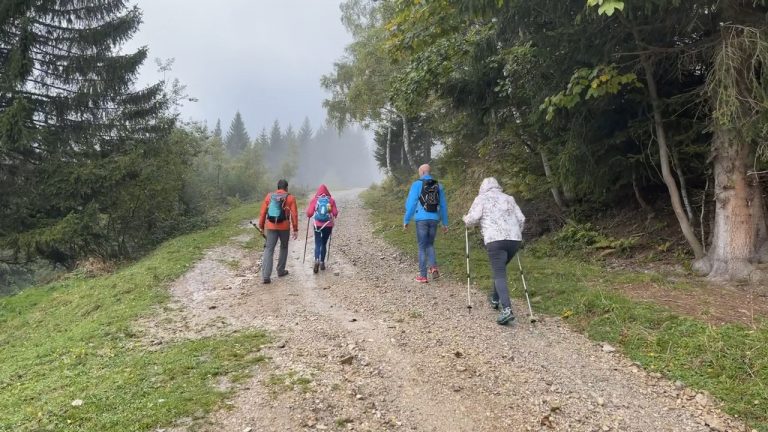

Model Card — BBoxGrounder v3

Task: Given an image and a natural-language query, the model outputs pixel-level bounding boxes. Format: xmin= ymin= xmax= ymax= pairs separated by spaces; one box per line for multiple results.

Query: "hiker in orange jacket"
xmin=258 ymin=179 xmax=299 ymax=284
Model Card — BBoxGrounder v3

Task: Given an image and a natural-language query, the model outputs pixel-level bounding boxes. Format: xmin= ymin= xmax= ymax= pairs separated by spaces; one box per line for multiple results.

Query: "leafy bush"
xmin=530 ymin=221 xmax=637 ymax=257
xmin=553 ymin=222 xmax=604 ymax=248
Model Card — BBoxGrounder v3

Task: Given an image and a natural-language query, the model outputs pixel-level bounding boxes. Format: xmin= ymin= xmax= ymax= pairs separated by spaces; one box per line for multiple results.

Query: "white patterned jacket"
xmin=462 ymin=177 xmax=525 ymax=245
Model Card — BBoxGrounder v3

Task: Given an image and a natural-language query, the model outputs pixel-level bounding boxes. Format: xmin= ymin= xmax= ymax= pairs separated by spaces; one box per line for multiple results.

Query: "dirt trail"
xmin=148 ymin=190 xmax=746 ymax=432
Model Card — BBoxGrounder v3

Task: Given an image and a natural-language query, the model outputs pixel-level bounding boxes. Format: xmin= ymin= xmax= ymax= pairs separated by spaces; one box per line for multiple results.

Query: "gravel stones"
xmin=154 ymin=190 xmax=743 ymax=432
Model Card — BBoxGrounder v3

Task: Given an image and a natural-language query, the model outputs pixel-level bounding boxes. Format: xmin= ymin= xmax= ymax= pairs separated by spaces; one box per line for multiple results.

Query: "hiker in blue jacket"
xmin=403 ymin=164 xmax=449 ymax=283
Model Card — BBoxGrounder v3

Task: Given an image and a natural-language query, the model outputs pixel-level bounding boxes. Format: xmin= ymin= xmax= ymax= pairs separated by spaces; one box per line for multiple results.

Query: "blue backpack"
xmin=267 ymin=192 xmax=288 ymax=223
xmin=314 ymin=195 xmax=332 ymax=222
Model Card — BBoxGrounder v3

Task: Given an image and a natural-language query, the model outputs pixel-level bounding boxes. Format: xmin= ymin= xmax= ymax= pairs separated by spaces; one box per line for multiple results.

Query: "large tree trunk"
xmin=694 ymin=24 xmax=768 ymax=281
xmin=753 ymin=177 xmax=768 ymax=264
xmin=695 ymin=128 xmax=765 ymax=279
xmin=639 ymin=54 xmax=705 ymax=259
xmin=700 ymin=175 xmax=709 ymax=254
xmin=400 ymin=114 xmax=415 ymax=170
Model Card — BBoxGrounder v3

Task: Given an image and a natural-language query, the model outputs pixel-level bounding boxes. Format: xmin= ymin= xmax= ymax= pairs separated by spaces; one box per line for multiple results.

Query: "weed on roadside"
xmin=266 ymin=371 xmax=314 ymax=396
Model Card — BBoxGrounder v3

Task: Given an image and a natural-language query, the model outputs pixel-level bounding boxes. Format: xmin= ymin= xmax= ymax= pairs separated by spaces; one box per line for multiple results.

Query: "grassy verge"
xmin=0 ymin=204 xmax=268 ymax=431
xmin=362 ymin=185 xmax=768 ymax=431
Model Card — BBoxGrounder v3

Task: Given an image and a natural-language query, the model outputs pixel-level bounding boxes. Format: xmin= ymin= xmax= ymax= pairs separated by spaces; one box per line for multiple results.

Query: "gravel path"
xmin=149 ymin=190 xmax=747 ymax=432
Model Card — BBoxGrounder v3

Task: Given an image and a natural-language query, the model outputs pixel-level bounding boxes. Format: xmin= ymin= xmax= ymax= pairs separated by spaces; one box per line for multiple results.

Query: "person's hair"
xmin=277 ymin=179 xmax=288 ymax=190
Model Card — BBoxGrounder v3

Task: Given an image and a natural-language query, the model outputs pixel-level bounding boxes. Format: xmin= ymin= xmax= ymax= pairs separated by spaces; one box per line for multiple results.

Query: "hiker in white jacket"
xmin=463 ymin=177 xmax=525 ymax=325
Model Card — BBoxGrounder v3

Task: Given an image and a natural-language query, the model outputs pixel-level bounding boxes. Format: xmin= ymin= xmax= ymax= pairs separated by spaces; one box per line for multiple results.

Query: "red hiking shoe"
xmin=415 ymin=276 xmax=429 ymax=283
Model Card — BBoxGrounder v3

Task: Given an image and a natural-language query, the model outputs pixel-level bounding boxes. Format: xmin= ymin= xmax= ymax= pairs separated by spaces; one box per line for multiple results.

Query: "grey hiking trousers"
xmin=262 ymin=229 xmax=289 ymax=280
xmin=486 ymin=240 xmax=522 ymax=309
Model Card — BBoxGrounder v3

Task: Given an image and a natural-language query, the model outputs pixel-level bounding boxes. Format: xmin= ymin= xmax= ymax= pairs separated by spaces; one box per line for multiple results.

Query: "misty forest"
xmin=0 ymin=10 xmax=377 ymax=291
xmin=1 ymin=1 xmax=768 ymax=431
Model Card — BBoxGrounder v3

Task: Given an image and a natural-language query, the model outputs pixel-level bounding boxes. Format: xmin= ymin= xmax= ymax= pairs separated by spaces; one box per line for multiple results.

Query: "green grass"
xmin=217 ymin=258 xmax=241 ymax=270
xmin=362 ymin=185 xmax=768 ymax=431
xmin=241 ymin=236 xmax=262 ymax=251
xmin=0 ymin=204 xmax=269 ymax=431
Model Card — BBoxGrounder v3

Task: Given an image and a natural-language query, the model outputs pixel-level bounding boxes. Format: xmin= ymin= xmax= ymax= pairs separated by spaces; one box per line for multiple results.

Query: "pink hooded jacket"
xmin=305 ymin=184 xmax=339 ymax=228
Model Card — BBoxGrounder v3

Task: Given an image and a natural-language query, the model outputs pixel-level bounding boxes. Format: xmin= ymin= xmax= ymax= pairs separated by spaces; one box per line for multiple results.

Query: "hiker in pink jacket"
xmin=305 ymin=184 xmax=339 ymax=273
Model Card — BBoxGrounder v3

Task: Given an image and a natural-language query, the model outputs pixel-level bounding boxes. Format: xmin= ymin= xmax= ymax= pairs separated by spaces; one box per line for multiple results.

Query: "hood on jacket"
xmin=315 ymin=184 xmax=331 ymax=198
xmin=479 ymin=177 xmax=502 ymax=195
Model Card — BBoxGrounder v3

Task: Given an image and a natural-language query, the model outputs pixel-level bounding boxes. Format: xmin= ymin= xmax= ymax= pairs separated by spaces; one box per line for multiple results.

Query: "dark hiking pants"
xmin=313 ymin=226 xmax=333 ymax=262
xmin=486 ymin=240 xmax=522 ymax=309
xmin=263 ymin=229 xmax=289 ymax=280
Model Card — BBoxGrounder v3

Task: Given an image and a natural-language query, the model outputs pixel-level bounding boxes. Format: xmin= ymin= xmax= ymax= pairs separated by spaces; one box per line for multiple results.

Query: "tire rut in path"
xmin=156 ymin=190 xmax=744 ymax=432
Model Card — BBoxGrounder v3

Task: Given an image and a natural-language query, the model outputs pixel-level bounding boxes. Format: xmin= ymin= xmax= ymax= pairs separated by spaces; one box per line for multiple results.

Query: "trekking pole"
xmin=302 ymin=217 xmax=310 ymax=264
xmin=465 ymin=227 xmax=472 ymax=310
xmin=249 ymin=221 xmax=267 ymax=240
xmin=326 ymin=217 xmax=335 ymax=264
xmin=517 ymin=254 xmax=537 ymax=323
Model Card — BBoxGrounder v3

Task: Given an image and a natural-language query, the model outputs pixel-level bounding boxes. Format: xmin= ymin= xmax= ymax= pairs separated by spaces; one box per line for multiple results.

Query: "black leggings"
xmin=486 ymin=240 xmax=522 ymax=309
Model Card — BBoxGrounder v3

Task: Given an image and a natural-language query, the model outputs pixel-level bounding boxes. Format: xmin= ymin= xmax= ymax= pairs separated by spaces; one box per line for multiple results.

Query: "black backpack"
xmin=418 ymin=179 xmax=440 ymax=213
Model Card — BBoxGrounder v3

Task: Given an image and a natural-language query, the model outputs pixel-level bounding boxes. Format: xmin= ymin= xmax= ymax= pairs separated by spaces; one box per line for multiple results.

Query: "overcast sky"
xmin=126 ymin=0 xmax=351 ymax=135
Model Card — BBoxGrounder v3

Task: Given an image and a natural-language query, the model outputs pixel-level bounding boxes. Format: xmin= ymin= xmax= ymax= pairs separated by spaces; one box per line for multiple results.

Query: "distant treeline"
xmin=217 ymin=113 xmax=379 ymax=192
xmin=0 ymin=0 xmax=377 ymax=291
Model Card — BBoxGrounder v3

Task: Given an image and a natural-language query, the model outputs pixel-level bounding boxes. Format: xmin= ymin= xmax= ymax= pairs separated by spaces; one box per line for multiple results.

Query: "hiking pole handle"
xmin=249 ymin=221 xmax=266 ymax=239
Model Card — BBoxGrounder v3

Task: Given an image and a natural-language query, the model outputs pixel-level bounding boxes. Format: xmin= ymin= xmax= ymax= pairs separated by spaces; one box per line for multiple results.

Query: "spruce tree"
xmin=273 ymin=123 xmax=295 ymax=169
xmin=269 ymin=120 xmax=282 ymax=150
xmin=212 ymin=119 xmax=223 ymax=141
xmin=255 ymin=127 xmax=269 ymax=150
xmin=298 ymin=117 xmax=313 ymax=146
xmin=280 ymin=125 xmax=299 ymax=180
xmin=224 ymin=112 xmax=250 ymax=157
xmin=0 ymin=0 xmax=170 ymax=263
xmin=266 ymin=120 xmax=282 ymax=167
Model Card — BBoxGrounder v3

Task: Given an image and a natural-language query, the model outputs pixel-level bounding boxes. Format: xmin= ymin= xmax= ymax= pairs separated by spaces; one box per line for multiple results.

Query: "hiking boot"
xmin=497 ymin=307 xmax=515 ymax=325
xmin=263 ymin=278 xmax=271 ymax=284
xmin=313 ymin=262 xmax=319 ymax=274
xmin=277 ymin=270 xmax=289 ymax=277
xmin=320 ymin=262 xmax=326 ymax=271
xmin=415 ymin=276 xmax=429 ymax=283
xmin=488 ymin=293 xmax=500 ymax=310
xmin=428 ymin=266 xmax=440 ymax=279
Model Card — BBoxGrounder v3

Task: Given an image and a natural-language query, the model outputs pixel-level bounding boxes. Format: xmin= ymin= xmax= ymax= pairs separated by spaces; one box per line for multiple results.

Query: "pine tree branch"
xmin=26 ymin=78 xmax=79 ymax=95
xmin=31 ymin=66 xmax=104 ymax=84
